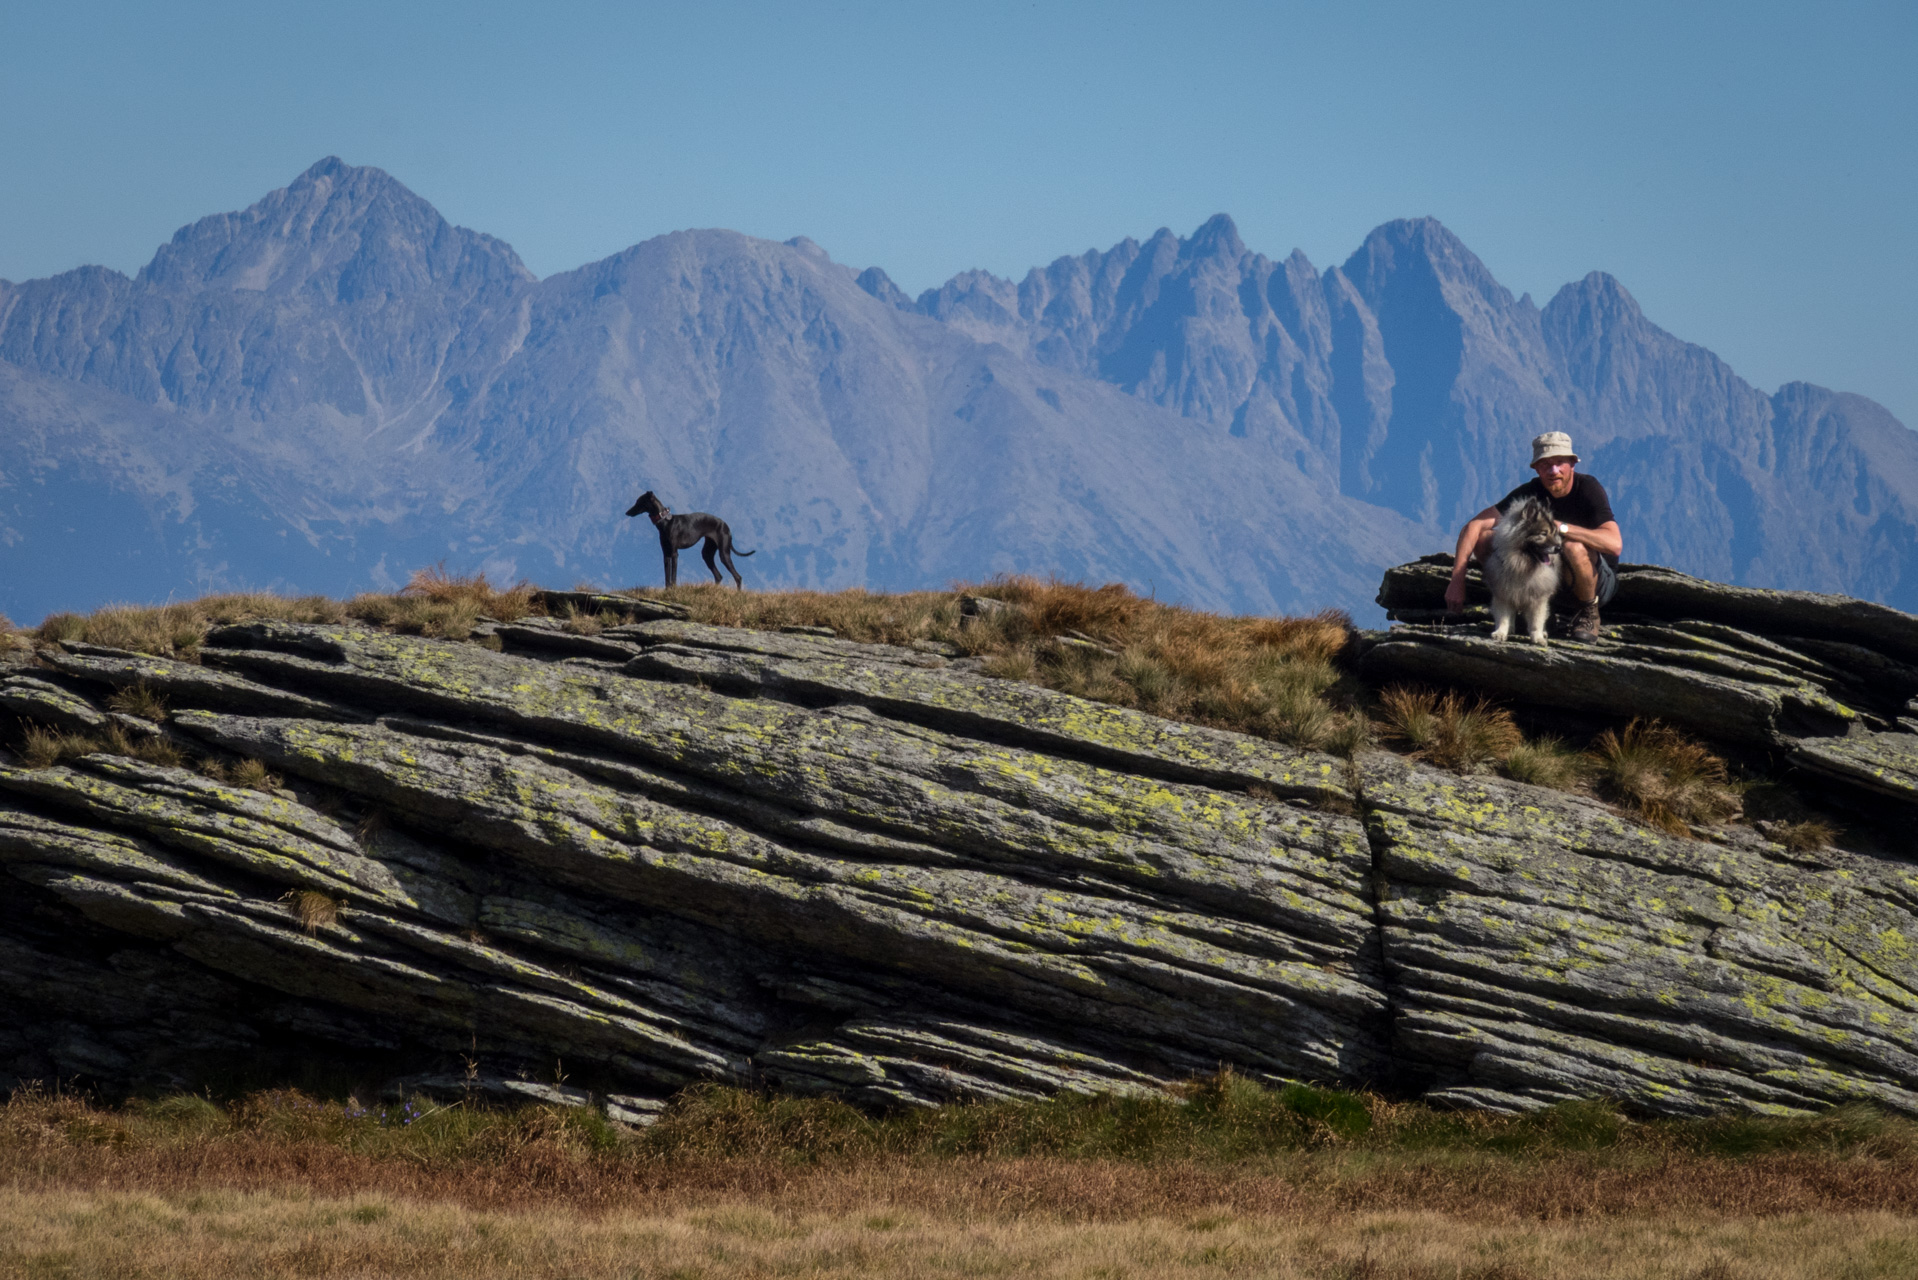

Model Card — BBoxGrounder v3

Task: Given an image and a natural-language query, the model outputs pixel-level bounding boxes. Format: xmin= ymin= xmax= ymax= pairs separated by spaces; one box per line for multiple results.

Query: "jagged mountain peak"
xmin=1186 ymin=213 xmax=1246 ymax=259
xmin=1341 ymin=216 xmax=1508 ymax=311
xmin=855 ymin=265 xmax=913 ymax=309
xmin=137 ymin=157 xmax=533 ymax=297
xmin=1543 ymin=270 xmax=1645 ymax=329
xmin=4 ymin=170 xmax=1916 ymax=625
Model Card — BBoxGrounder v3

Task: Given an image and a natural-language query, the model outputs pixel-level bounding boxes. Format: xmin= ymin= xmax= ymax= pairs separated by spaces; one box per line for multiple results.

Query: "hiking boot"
xmin=1570 ymin=600 xmax=1602 ymax=643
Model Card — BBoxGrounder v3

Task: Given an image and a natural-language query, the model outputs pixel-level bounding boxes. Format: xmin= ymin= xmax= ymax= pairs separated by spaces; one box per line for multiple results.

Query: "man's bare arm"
xmin=1444 ymin=506 xmax=1501 ymax=613
xmin=1561 ymin=520 xmax=1623 ymax=561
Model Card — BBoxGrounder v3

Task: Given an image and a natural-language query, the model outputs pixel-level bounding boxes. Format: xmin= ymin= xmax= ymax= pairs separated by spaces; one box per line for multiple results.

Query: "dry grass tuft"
xmin=232 ymin=757 xmax=282 ymax=792
xmin=200 ymin=756 xmax=281 ymax=793
xmin=16 ymin=721 xmax=189 ymax=770
xmin=403 ymin=564 xmax=534 ymax=618
xmin=996 ymin=577 xmax=1151 ymax=639
xmin=99 ymin=723 xmax=185 ymax=769
xmin=17 ymin=725 xmax=97 ymax=769
xmin=558 ymin=605 xmax=606 ymax=635
xmin=107 ymin=683 xmax=167 ymax=722
xmin=337 ymin=567 xmax=532 ymax=641
xmin=645 ymin=577 xmax=1367 ymax=751
xmin=1774 ymin=820 xmax=1837 ymax=852
xmin=281 ymin=890 xmax=342 ymax=935
xmin=32 ymin=595 xmax=349 ymax=661
xmin=1590 ymin=719 xmax=1742 ymax=834
xmin=1376 ymin=685 xmax=1523 ymax=772
xmin=34 ymin=611 xmax=87 ymax=645
xmin=1502 ymin=735 xmax=1592 ymax=790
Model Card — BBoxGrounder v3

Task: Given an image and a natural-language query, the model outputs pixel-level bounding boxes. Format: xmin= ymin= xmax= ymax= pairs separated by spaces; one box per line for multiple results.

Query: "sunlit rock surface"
xmin=4 ymin=585 xmax=1918 ymax=1117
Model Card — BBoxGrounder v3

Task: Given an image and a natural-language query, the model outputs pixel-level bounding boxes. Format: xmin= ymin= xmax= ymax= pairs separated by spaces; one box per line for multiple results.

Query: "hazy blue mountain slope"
xmin=0 ymin=162 xmax=1431 ymax=621
xmin=1540 ymin=272 xmax=1918 ymax=601
xmin=0 ymin=360 xmax=368 ymax=615
xmin=2 ymin=158 xmax=1913 ymax=621
xmin=419 ymin=227 xmax=1426 ymax=610
xmin=908 ymin=215 xmax=1918 ymax=607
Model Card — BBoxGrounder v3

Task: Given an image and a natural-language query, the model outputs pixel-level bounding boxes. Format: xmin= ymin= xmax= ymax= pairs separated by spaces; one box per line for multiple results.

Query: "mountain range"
xmin=2 ymin=157 xmax=1913 ymax=624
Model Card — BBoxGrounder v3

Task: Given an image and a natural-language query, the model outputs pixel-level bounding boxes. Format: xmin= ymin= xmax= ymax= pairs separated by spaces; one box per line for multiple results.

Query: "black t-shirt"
xmin=1497 ymin=473 xmax=1619 ymax=565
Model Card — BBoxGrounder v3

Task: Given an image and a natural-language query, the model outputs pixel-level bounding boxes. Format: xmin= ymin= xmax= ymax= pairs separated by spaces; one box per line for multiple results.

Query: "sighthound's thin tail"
xmin=735 ymin=547 xmax=756 ymax=556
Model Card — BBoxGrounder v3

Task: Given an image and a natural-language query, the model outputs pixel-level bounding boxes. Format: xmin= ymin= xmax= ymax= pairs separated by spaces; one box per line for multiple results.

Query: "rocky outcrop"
xmin=1356 ymin=557 xmax=1918 ymax=1113
xmin=0 ymin=621 xmax=1380 ymax=1110
xmin=1368 ymin=556 xmax=1918 ymax=755
xmin=1367 ymin=754 xmax=1918 ymax=1117
xmin=5 ymin=594 xmax=1918 ymax=1120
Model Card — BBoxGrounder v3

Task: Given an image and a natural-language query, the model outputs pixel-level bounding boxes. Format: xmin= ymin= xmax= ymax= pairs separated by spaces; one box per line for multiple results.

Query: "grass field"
xmin=10 ymin=1189 xmax=1915 ymax=1280
xmin=5 ymin=1083 xmax=1917 ymax=1278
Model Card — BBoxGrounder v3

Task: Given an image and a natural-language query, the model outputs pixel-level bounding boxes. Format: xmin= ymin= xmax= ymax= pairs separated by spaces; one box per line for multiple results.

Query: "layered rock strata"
xmin=0 ymin=622 xmax=1379 ymax=1110
xmin=1368 ymin=556 xmax=1918 ymax=791
xmin=2 ymin=604 xmax=1916 ymax=1119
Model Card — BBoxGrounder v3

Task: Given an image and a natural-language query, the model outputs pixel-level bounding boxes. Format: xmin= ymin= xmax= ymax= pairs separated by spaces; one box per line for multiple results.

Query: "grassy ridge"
xmin=10 ymin=571 xmax=1367 ymax=752
xmin=12 ymin=1077 xmax=1918 ymax=1173
xmin=6 ymin=570 xmax=1839 ymax=842
xmin=7 ymin=1083 xmax=1918 ymax=1277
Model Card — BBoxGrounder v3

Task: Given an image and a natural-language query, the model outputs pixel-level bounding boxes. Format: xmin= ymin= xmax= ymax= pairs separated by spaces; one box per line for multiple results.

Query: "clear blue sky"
xmin=3 ymin=0 xmax=1913 ymax=425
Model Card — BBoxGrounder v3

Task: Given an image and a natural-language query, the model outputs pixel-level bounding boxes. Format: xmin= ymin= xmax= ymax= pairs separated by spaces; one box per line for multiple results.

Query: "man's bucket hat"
xmin=1531 ymin=431 xmax=1579 ymax=465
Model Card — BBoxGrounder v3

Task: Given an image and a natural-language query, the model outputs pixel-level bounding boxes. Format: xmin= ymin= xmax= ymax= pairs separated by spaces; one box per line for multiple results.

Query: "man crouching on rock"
xmin=1444 ymin=431 xmax=1624 ymax=642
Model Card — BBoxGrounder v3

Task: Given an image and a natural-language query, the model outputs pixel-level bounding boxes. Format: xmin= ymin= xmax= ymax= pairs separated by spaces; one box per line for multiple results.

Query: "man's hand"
xmin=1446 ymin=507 xmax=1501 ymax=614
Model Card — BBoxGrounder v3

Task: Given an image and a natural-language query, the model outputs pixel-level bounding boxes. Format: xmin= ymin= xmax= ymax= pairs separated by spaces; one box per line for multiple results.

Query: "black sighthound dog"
xmin=625 ymin=490 xmax=756 ymax=588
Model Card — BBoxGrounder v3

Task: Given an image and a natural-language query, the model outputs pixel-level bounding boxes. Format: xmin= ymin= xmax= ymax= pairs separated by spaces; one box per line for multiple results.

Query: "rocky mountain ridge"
xmin=3 ymin=159 xmax=1914 ymax=623
xmin=899 ymin=218 xmax=1918 ymax=599
xmin=5 ymin=569 xmax=1918 ymax=1119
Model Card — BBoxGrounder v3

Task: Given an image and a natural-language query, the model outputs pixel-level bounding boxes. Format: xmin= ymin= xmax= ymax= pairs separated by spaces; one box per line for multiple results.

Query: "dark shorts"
xmin=1555 ymin=554 xmax=1618 ymax=608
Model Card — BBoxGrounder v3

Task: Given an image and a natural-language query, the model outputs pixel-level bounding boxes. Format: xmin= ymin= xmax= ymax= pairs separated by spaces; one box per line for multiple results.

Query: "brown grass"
xmin=404 ymin=563 xmax=536 ymax=618
xmin=3 ymin=1189 xmax=1914 ymax=1279
xmin=197 ymin=756 xmax=282 ymax=793
xmin=648 ymin=577 xmax=1367 ymax=752
xmin=19 ymin=574 xmax=1368 ymax=752
xmin=1773 ymin=819 xmax=1837 ymax=852
xmin=110 ymin=724 xmax=184 ymax=769
xmin=17 ymin=724 xmax=92 ymax=769
xmin=1590 ymin=719 xmax=1742 ymax=834
xmin=17 ymin=723 xmax=186 ymax=771
xmin=4 ymin=1087 xmax=1918 ymax=1277
xmin=1502 ymin=735 xmax=1593 ymax=791
xmin=28 ymin=569 xmax=535 ymax=659
xmin=106 ymin=682 xmax=167 ymax=722
xmin=281 ymin=889 xmax=342 ymax=935
xmin=1376 ymin=685 xmax=1523 ymax=772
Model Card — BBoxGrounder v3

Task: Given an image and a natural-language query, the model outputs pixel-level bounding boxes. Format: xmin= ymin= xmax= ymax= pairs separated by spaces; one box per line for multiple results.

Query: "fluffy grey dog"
xmin=1483 ymin=496 xmax=1564 ymax=644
